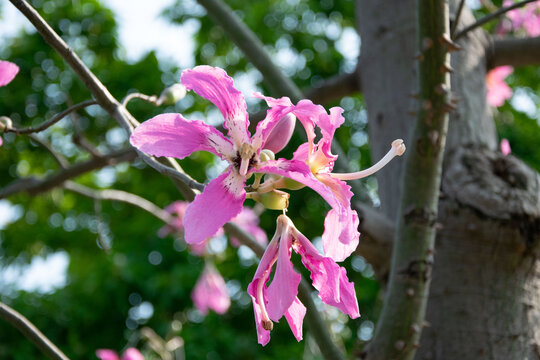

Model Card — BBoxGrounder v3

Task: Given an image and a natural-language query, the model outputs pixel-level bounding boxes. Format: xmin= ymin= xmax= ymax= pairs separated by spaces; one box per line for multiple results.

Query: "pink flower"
xmin=502 ymin=0 xmax=540 ymax=36
xmin=0 ymin=60 xmax=19 ymax=147
xmin=158 ymin=200 xmax=266 ymax=254
xmin=191 ymin=263 xmax=231 ymax=315
xmin=500 ymin=138 xmax=512 ymax=156
xmin=247 ymin=214 xmax=359 ymax=345
xmin=96 ymin=348 xmax=144 ymax=360
xmin=131 ymin=66 xmax=296 ymax=246
xmin=486 ymin=66 xmax=513 ymax=107
xmin=0 ymin=60 xmax=18 ymax=87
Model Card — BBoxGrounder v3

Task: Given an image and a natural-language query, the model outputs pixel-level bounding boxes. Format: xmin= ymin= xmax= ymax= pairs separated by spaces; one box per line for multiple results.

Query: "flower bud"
xmin=158 ymin=84 xmax=187 ymax=105
xmin=250 ymin=190 xmax=289 ymax=210
xmin=0 ymin=116 xmax=12 ymax=131
xmin=263 ymin=113 xmax=295 ymax=153
xmin=259 ymin=149 xmax=275 ymax=162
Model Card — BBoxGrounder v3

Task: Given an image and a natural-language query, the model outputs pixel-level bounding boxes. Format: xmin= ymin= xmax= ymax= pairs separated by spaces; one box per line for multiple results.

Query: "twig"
xmin=0 ymin=301 xmax=70 ymax=360
xmin=486 ymin=35 xmax=540 ymax=68
xmin=122 ymin=92 xmax=161 ymax=108
xmin=454 ymin=0 xmax=538 ymax=40
xmin=63 ymin=181 xmax=176 ymax=225
xmin=0 ymin=148 xmax=137 ymax=199
xmin=6 ymin=100 xmax=97 ymax=134
xmin=451 ymin=0 xmax=466 ymax=38
xmin=27 ymin=134 xmax=69 ymax=168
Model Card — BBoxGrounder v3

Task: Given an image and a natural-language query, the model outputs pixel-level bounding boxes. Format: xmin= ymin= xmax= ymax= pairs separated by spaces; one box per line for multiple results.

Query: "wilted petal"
xmin=96 ymin=349 xmax=119 ymax=360
xmin=266 ymin=221 xmax=300 ymax=321
xmin=284 ymin=297 xmax=306 ymax=342
xmin=130 ymin=113 xmax=235 ymax=160
xmin=120 ymin=348 xmax=144 ymax=360
xmin=183 ymin=170 xmax=246 ymax=244
xmin=293 ymin=228 xmax=360 ymax=318
xmin=181 ymin=66 xmax=250 ymax=147
xmin=191 ymin=264 xmax=230 ymax=315
xmin=0 ymin=60 xmax=19 ymax=87
xmin=247 ymin=236 xmax=280 ymax=346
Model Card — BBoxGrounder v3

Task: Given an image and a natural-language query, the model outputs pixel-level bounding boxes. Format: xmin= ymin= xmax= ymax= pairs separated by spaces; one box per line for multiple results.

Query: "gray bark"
xmin=357 ymin=0 xmax=540 ymax=358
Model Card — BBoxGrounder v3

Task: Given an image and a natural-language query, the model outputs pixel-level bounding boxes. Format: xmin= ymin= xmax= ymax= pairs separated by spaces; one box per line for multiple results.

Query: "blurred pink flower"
xmin=191 ymin=263 xmax=230 ymax=315
xmin=500 ymin=138 xmax=512 ymax=156
xmin=502 ymin=0 xmax=540 ymax=36
xmin=0 ymin=60 xmax=19 ymax=147
xmin=96 ymin=348 xmax=144 ymax=360
xmin=486 ymin=66 xmax=513 ymax=107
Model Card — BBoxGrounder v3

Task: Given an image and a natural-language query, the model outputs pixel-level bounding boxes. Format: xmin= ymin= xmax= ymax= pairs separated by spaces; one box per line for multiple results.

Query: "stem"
xmin=454 ymin=0 xmax=538 ymax=40
xmin=0 ymin=302 xmax=70 ymax=360
xmin=363 ymin=0 xmax=451 ymax=359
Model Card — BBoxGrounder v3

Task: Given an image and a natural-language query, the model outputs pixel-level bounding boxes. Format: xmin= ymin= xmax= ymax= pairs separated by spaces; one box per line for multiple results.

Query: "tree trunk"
xmin=356 ymin=0 xmax=540 ymax=358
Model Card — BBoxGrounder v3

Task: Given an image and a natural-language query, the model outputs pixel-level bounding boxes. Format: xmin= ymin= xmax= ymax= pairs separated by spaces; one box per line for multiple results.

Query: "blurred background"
xmin=0 ymin=0 xmax=539 ymax=359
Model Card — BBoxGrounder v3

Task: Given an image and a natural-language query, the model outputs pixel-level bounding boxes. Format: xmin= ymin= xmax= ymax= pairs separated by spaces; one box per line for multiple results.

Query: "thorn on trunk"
xmin=439 ymin=34 xmax=462 ymax=52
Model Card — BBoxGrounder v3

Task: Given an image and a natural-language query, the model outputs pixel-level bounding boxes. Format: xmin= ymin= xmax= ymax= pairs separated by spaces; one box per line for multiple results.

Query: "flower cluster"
xmin=498 ymin=0 xmax=540 ymax=36
xmin=130 ymin=65 xmax=405 ymax=344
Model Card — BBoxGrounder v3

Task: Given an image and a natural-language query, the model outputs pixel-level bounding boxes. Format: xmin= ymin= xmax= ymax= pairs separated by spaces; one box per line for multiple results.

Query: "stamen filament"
xmin=330 ymin=139 xmax=406 ymax=181
xmin=239 ymin=157 xmax=250 ymax=176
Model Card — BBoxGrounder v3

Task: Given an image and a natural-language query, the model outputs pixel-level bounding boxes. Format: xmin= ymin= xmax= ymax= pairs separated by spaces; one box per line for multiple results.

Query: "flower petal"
xmin=181 ymin=66 xmax=250 ymax=147
xmin=247 ymin=235 xmax=280 ymax=346
xmin=255 ymin=160 xmax=359 ymax=261
xmin=96 ymin=350 xmax=119 ymax=360
xmin=0 ymin=60 xmax=19 ymax=87
xmin=121 ymin=348 xmax=144 ymax=360
xmin=229 ymin=207 xmax=267 ymax=247
xmin=183 ymin=170 xmax=246 ymax=244
xmin=130 ymin=113 xmax=235 ymax=160
xmin=266 ymin=220 xmax=300 ymax=322
xmin=284 ymin=297 xmax=306 ymax=342
xmin=293 ymin=228 xmax=360 ymax=318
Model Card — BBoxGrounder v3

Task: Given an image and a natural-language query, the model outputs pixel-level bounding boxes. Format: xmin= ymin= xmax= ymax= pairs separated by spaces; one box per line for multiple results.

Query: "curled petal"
xmin=284 ymin=297 xmax=306 ymax=342
xmin=0 ymin=60 xmax=19 ymax=87
xmin=181 ymin=66 xmax=250 ymax=147
xmin=183 ymin=170 xmax=246 ymax=244
xmin=130 ymin=113 xmax=235 ymax=160
xmin=266 ymin=222 xmax=300 ymax=322
xmin=293 ymin=228 xmax=360 ymax=318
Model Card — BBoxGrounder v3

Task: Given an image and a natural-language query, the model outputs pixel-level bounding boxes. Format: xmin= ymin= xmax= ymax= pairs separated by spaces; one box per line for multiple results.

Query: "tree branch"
xmin=486 ymin=36 xmax=540 ymax=69
xmin=363 ymin=0 xmax=451 ymax=358
xmin=63 ymin=181 xmax=176 ymax=225
xmin=454 ymin=0 xmax=538 ymax=40
xmin=0 ymin=148 xmax=137 ymax=199
xmin=6 ymin=100 xmax=97 ymax=135
xmin=0 ymin=301 xmax=70 ymax=360
xmin=304 ymin=69 xmax=361 ymax=104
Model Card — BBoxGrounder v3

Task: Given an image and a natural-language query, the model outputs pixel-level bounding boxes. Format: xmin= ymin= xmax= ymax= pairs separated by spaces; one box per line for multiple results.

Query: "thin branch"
xmin=486 ymin=35 xmax=540 ymax=68
xmin=27 ymin=134 xmax=69 ymax=168
xmin=454 ymin=0 xmax=538 ymax=40
xmin=363 ymin=0 xmax=451 ymax=358
xmin=450 ymin=0 xmax=466 ymax=38
xmin=9 ymin=0 xmax=199 ymax=193
xmin=6 ymin=100 xmax=97 ymax=135
xmin=63 ymin=181 xmax=176 ymax=225
xmin=0 ymin=148 xmax=137 ymax=199
xmin=304 ymin=69 xmax=361 ymax=105
xmin=0 ymin=301 xmax=70 ymax=360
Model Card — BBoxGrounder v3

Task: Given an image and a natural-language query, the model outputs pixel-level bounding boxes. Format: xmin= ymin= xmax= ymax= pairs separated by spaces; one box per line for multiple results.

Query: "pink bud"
xmin=0 ymin=60 xmax=19 ymax=87
xmin=263 ymin=113 xmax=296 ymax=153
xmin=500 ymin=138 xmax=511 ymax=156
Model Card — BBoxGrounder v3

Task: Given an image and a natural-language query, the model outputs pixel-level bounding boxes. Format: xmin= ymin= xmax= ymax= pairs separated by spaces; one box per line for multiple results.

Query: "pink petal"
xmin=181 ymin=66 xmax=250 ymax=147
xmin=284 ymin=297 xmax=306 ymax=342
xmin=260 ymin=113 xmax=296 ymax=154
xmin=229 ymin=207 xmax=267 ymax=247
xmin=130 ymin=113 xmax=235 ymax=160
xmin=96 ymin=349 xmax=119 ymax=360
xmin=120 ymin=348 xmax=144 ymax=360
xmin=247 ymin=236 xmax=280 ymax=346
xmin=0 ymin=60 xmax=19 ymax=87
xmin=191 ymin=264 xmax=230 ymax=315
xmin=157 ymin=201 xmax=189 ymax=238
xmin=500 ymin=138 xmax=512 ymax=156
xmin=266 ymin=226 xmax=300 ymax=322
xmin=183 ymin=170 xmax=246 ymax=244
xmin=254 ymin=160 xmax=359 ymax=261
xmin=294 ymin=229 xmax=360 ymax=318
